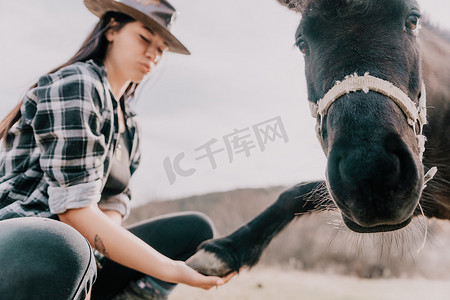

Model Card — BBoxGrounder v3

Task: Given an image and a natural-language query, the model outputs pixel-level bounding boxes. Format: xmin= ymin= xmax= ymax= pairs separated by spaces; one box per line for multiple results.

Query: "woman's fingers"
xmin=199 ymin=275 xmax=223 ymax=289
xmin=221 ymin=271 xmax=238 ymax=284
xmin=181 ymin=261 xmax=239 ymax=290
xmin=199 ymin=271 xmax=238 ymax=290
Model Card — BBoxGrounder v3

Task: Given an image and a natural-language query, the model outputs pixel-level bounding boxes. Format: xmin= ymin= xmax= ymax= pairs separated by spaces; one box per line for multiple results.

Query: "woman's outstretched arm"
xmin=59 ymin=203 xmax=235 ymax=290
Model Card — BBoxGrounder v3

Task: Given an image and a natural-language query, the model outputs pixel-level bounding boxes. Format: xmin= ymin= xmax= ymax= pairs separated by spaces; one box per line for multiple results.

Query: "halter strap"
xmin=309 ymin=72 xmax=437 ymax=183
xmin=310 ymin=72 xmax=427 ymax=133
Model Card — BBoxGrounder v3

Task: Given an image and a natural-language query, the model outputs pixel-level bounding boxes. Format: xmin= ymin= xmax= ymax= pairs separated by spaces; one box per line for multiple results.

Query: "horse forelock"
xmin=304 ymin=0 xmax=384 ymax=19
xmin=278 ymin=0 xmax=373 ymax=14
xmin=280 ymin=0 xmax=417 ymax=17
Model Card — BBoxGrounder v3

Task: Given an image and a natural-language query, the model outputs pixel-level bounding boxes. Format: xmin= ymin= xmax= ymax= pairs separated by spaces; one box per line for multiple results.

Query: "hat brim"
xmin=84 ymin=0 xmax=190 ymax=55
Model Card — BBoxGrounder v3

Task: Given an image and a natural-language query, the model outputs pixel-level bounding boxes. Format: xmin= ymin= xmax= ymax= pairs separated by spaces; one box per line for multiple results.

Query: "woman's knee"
xmin=183 ymin=211 xmax=215 ymax=241
xmin=133 ymin=211 xmax=215 ymax=240
xmin=0 ymin=217 xmax=96 ymax=300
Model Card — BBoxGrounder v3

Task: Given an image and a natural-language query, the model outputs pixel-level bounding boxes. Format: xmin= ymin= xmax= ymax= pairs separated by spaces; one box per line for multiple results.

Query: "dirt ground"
xmin=170 ymin=267 xmax=450 ymax=300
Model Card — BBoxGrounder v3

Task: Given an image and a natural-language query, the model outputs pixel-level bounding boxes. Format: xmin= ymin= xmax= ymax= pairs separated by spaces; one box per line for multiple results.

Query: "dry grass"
xmin=171 ymin=267 xmax=450 ymax=300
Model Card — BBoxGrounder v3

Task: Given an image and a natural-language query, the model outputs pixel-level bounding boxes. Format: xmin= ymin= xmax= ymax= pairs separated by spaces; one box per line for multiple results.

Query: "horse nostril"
xmin=337 ymin=158 xmax=353 ymax=185
xmin=336 ymin=149 xmax=401 ymax=191
xmin=382 ymin=154 xmax=401 ymax=189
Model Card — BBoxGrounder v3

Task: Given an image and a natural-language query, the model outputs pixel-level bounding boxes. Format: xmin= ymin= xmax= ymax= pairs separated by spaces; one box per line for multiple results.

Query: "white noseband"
xmin=309 ymin=72 xmax=437 ymax=185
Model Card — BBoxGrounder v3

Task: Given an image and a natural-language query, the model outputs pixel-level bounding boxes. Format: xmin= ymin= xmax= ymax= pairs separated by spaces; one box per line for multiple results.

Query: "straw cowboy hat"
xmin=84 ymin=0 xmax=190 ymax=55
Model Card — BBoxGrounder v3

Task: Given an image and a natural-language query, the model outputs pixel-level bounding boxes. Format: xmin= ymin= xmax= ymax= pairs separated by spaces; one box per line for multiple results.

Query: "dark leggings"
xmin=0 ymin=211 xmax=214 ymax=300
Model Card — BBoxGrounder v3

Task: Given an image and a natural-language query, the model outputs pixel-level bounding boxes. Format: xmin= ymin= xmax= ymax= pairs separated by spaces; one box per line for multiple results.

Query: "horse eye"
xmin=296 ymin=38 xmax=310 ymax=55
xmin=406 ymin=14 xmax=419 ymax=31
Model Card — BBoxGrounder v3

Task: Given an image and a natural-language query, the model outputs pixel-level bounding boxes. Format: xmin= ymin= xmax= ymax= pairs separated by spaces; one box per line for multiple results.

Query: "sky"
xmin=1 ymin=0 xmax=449 ymax=206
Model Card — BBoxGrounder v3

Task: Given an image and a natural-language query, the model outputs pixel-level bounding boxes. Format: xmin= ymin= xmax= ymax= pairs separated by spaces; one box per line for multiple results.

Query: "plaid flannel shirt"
xmin=0 ymin=59 xmax=141 ymax=220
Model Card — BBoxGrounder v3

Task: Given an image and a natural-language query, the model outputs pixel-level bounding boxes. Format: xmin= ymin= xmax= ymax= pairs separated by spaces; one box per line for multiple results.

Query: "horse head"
xmin=279 ymin=0 xmax=437 ymax=233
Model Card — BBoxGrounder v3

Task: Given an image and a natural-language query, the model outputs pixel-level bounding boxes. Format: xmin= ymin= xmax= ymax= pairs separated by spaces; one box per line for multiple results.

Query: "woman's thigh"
xmin=0 ymin=217 xmax=96 ymax=300
xmin=127 ymin=211 xmax=215 ymax=260
xmin=92 ymin=211 xmax=214 ymax=299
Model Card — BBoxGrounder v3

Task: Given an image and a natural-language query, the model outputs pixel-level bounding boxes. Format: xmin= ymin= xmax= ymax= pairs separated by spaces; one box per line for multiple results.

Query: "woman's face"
xmin=105 ymin=21 xmax=169 ymax=83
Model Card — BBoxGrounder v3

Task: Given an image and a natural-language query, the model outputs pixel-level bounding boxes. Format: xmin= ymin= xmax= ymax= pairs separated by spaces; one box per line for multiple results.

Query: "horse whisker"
xmin=416 ymin=203 xmax=428 ymax=254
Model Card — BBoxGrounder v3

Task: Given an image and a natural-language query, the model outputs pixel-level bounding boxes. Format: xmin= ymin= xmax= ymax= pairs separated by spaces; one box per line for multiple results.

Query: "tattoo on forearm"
xmin=94 ymin=234 xmax=110 ymax=258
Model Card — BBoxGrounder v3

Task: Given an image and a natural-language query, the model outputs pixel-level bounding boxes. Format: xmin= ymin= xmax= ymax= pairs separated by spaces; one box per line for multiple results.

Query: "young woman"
xmin=0 ymin=0 xmax=235 ymax=299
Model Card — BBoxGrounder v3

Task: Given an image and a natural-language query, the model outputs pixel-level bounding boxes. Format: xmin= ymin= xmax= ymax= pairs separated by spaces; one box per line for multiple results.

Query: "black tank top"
xmin=102 ymin=129 xmax=131 ymax=196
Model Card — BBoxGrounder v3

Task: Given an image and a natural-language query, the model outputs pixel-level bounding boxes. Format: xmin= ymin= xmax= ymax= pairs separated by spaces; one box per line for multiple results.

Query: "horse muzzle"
xmin=309 ymin=72 xmax=437 ymax=233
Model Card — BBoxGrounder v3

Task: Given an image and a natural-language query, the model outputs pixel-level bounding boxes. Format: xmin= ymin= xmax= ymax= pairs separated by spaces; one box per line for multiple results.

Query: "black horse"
xmin=187 ymin=0 xmax=450 ymax=276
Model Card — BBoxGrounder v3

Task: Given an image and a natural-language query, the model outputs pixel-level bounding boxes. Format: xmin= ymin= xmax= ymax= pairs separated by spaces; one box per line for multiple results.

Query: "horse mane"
xmin=277 ymin=0 xmax=372 ymax=15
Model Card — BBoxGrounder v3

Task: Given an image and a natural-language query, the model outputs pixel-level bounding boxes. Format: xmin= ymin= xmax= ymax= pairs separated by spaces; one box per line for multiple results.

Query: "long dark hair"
xmin=0 ymin=11 xmax=135 ymax=140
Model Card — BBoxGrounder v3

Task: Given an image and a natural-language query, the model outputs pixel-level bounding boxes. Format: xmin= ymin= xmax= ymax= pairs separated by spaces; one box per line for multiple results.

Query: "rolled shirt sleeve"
xmin=48 ymin=180 xmax=103 ymax=214
xmin=30 ymin=64 xmax=113 ymax=214
xmin=98 ymin=190 xmax=131 ymax=220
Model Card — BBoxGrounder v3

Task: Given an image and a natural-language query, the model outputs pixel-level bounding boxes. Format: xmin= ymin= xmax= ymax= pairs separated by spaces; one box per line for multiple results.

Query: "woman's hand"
xmin=174 ymin=261 xmax=237 ymax=290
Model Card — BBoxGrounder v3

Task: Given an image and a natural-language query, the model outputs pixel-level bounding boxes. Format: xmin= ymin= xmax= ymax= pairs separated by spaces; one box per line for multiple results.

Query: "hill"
xmin=126 ymin=186 xmax=450 ymax=279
